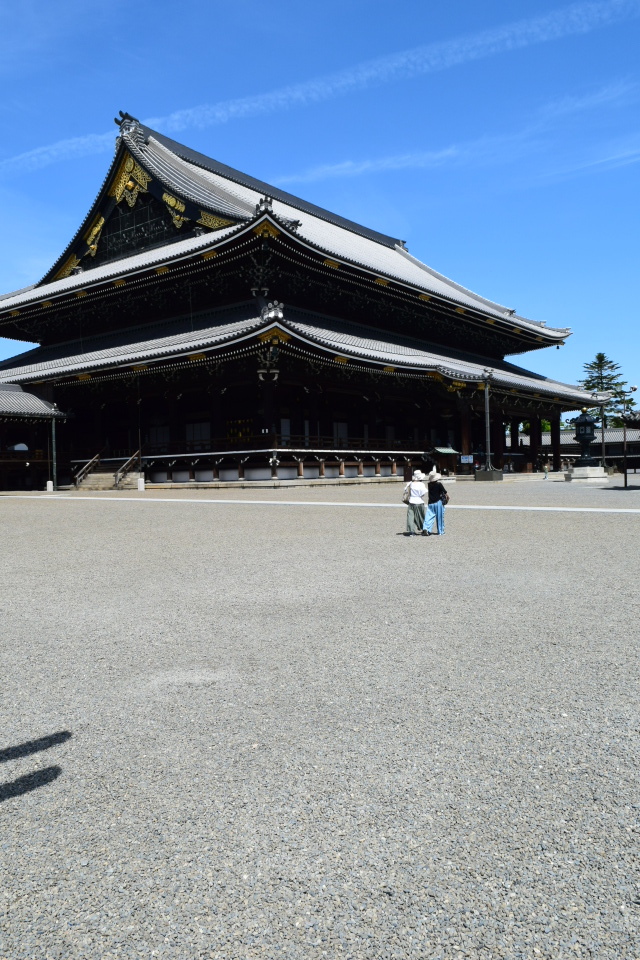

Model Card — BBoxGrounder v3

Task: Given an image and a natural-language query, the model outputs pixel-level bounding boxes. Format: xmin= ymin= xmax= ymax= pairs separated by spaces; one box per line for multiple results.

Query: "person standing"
xmin=423 ymin=469 xmax=449 ymax=536
xmin=404 ymin=470 xmax=427 ymax=536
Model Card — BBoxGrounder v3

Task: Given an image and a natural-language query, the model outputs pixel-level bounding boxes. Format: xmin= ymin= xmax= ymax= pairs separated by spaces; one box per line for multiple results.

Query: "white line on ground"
xmin=2 ymin=494 xmax=640 ymax=514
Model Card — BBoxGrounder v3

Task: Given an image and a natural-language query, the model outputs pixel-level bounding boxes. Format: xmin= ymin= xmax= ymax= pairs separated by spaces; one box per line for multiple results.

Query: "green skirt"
xmin=406 ymin=502 xmax=426 ymax=533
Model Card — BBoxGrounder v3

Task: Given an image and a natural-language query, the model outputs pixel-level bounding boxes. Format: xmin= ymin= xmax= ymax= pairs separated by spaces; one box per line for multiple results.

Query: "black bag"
xmin=440 ymin=489 xmax=450 ymax=505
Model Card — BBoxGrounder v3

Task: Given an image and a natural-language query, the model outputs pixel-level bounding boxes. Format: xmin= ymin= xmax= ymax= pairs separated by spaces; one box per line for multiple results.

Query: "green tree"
xmin=579 ymin=353 xmax=636 ymax=426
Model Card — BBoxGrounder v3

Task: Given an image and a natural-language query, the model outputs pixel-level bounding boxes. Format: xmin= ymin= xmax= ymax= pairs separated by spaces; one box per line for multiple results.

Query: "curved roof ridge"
xmin=394 ymin=246 xmax=571 ymax=338
xmin=137 ymin=123 xmax=402 ymax=249
xmin=130 ymin=135 xmax=255 ymax=220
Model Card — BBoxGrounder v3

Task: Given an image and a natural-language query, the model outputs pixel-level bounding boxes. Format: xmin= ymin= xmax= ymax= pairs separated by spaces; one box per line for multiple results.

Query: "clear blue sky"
xmin=1 ymin=0 xmax=638 ymax=391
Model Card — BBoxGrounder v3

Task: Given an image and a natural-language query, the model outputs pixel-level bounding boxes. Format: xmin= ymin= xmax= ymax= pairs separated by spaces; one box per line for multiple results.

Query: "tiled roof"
xmin=125 ymin=125 xmax=569 ymax=338
xmin=0 ymin=226 xmax=240 ymax=313
xmin=0 ymin=305 xmax=591 ymax=404
xmin=284 ymin=311 xmax=590 ymax=402
xmin=517 ymin=428 xmax=640 ymax=445
xmin=130 ymin=124 xmax=402 ymax=248
xmin=0 ymin=384 xmax=63 ymax=419
xmin=0 ymin=121 xmax=569 ymax=347
xmin=170 ymin=152 xmax=565 ymax=334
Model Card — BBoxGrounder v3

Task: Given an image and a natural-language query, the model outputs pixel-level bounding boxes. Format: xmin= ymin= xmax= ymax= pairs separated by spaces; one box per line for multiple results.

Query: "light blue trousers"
xmin=423 ymin=500 xmax=445 ymax=534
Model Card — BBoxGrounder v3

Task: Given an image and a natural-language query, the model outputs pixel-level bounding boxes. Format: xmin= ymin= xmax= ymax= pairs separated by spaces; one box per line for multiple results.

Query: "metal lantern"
xmin=572 ymin=408 xmax=598 ymax=464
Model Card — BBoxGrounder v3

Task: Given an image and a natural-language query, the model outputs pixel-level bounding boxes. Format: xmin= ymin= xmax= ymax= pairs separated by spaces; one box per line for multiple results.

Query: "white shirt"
xmin=407 ymin=481 xmax=426 ymax=504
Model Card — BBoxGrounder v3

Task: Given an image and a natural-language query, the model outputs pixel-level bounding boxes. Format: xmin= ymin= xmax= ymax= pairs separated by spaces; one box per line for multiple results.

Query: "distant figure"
xmin=423 ymin=469 xmax=449 ymax=536
xmin=404 ymin=470 xmax=427 ymax=536
xmin=543 ymin=461 xmax=549 ymax=479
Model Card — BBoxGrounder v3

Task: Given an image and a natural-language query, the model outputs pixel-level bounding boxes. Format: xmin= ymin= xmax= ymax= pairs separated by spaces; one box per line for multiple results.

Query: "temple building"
xmin=0 ymin=111 xmax=594 ymax=489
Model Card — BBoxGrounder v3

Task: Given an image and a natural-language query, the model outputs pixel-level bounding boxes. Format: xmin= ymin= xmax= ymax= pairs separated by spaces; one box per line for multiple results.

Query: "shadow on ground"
xmin=0 ymin=730 xmax=71 ymax=803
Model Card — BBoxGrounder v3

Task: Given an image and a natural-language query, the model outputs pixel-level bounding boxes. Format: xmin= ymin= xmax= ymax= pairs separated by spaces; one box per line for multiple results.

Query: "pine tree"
xmin=579 ymin=353 xmax=636 ymax=426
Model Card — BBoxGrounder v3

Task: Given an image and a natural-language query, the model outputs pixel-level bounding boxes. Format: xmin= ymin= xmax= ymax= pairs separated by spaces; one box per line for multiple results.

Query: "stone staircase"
xmin=76 ymin=467 xmax=141 ymax=491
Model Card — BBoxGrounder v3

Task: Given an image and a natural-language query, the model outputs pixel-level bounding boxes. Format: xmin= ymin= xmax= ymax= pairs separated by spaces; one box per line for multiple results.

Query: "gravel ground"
xmin=1 ymin=480 xmax=638 ymax=959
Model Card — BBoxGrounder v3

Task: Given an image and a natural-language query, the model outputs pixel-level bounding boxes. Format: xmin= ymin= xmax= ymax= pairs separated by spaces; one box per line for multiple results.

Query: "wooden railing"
xmin=114 ymin=450 xmax=140 ymax=489
xmin=73 ymin=451 xmax=101 ymax=487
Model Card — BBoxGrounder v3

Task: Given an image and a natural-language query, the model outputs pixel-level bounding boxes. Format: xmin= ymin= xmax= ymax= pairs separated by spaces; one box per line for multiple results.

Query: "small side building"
xmin=0 ymin=385 xmax=65 ymax=490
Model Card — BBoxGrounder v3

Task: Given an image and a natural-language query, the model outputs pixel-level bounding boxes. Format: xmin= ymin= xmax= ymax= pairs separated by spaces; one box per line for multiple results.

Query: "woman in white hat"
xmin=423 ymin=469 xmax=449 ymax=535
xmin=403 ymin=470 xmax=427 ymax=536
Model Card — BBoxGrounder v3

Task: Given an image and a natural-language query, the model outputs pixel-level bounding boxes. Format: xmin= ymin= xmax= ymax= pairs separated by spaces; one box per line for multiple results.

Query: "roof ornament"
xmin=261 ymin=300 xmax=284 ymax=322
xmin=114 ymin=111 xmax=141 ymax=135
xmin=255 ymin=196 xmax=273 ymax=215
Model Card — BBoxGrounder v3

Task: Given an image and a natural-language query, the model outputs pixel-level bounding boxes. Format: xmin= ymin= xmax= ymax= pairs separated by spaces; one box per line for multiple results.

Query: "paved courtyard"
xmin=1 ymin=478 xmax=638 ymax=959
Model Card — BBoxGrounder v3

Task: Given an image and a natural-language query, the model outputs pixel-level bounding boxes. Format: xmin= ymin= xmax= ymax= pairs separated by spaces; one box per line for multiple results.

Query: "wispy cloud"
xmin=276 ymin=148 xmax=461 ymax=185
xmin=1 ymin=0 xmax=638 ymax=178
xmin=274 ymin=80 xmax=638 ymax=185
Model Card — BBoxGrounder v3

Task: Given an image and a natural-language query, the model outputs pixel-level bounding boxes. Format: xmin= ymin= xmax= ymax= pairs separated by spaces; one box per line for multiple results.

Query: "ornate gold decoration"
xmin=486 ymin=318 xmax=495 ymax=324
xmin=110 ymin=153 xmax=151 ymax=204
xmin=334 ymin=356 xmax=348 ymax=364
xmin=201 ymin=249 xmax=217 ymax=260
xmin=451 ymin=380 xmax=467 ymax=388
xmin=162 ymin=192 xmax=185 ymax=212
xmin=85 ymin=215 xmax=105 ymax=257
xmin=535 ymin=336 xmax=544 ymax=342
xmin=54 ymin=254 xmax=82 ymax=280
xmin=374 ymin=277 xmax=389 ymax=286
xmin=512 ymin=326 xmax=522 ymax=333
xmin=323 ymin=259 xmax=340 ymax=269
xmin=156 ymin=266 xmax=169 ymax=275
xmin=161 ymin=192 xmax=189 ymax=228
xmin=455 ymin=307 xmax=465 ymax=314
xmin=42 ymin=301 xmax=53 ymax=308
xmin=76 ymin=290 xmax=87 ymax=298
xmin=253 ymin=221 xmax=280 ymax=238
xmin=113 ymin=278 xmax=126 ymax=287
xmin=77 ymin=373 xmax=91 ymax=381
xmin=419 ymin=294 xmax=430 ymax=301
xmin=132 ymin=364 xmax=148 ymax=371
xmin=258 ymin=328 xmax=290 ymax=343
xmin=10 ymin=309 xmax=20 ymax=317
xmin=197 ymin=211 xmax=233 ymax=230
xmin=383 ymin=365 xmax=395 ymax=373
xmin=188 ymin=353 xmax=207 ymax=362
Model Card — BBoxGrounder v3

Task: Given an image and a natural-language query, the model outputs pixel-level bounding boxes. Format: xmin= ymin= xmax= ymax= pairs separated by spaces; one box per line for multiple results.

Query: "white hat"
xmin=412 ymin=470 xmax=426 ymax=481
xmin=428 ymin=469 xmax=442 ymax=482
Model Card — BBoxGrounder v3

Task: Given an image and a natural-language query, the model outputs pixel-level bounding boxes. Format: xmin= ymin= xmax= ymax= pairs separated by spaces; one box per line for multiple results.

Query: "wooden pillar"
xmin=357 ymin=460 xmax=364 ymax=477
xmin=390 ymin=459 xmax=397 ymax=476
xmin=297 ymin=459 xmax=304 ymax=478
xmin=318 ymin=459 xmax=325 ymax=478
xmin=188 ymin=464 xmax=195 ymax=481
xmin=238 ymin=460 xmax=245 ymax=480
xmin=550 ymin=415 xmax=561 ymax=473
xmin=530 ymin=415 xmax=541 ymax=470
xmin=374 ymin=459 xmax=381 ymax=476
xmin=338 ymin=459 xmax=345 ymax=477
xmin=213 ymin=461 xmax=220 ymax=480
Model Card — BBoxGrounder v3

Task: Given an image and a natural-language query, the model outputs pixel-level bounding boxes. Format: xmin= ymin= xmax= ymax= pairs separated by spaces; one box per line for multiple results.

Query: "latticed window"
xmin=89 ymin=193 xmax=197 ymax=268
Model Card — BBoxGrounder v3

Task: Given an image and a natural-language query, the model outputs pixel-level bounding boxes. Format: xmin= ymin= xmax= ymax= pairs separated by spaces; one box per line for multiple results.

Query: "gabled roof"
xmin=1 ymin=114 xmax=570 ymax=349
